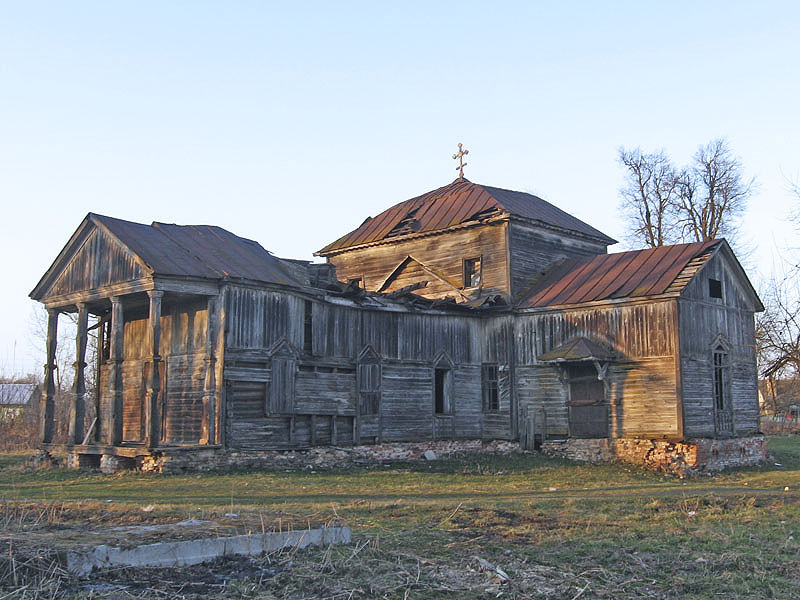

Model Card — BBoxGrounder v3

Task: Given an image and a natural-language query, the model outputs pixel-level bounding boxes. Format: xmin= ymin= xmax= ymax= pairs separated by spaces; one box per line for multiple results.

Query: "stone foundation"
xmin=137 ymin=439 xmax=521 ymax=474
xmin=99 ymin=454 xmax=136 ymax=474
xmin=541 ymin=435 xmax=766 ymax=476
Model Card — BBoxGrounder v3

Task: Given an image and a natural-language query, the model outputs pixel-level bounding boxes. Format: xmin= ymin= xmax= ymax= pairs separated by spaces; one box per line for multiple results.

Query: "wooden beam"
xmin=202 ymin=295 xmax=220 ymax=445
xmin=144 ymin=291 xmax=163 ymax=448
xmin=68 ymin=303 xmax=88 ymax=445
xmin=40 ymin=309 xmax=58 ymax=445
xmin=107 ymin=296 xmax=124 ymax=446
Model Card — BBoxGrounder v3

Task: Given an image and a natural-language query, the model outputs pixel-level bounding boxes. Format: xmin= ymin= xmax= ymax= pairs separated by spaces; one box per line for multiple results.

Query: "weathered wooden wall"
xmin=223 ymin=284 xmax=498 ymax=450
xmin=98 ymin=297 xmax=212 ymax=446
xmin=49 ymin=228 xmax=144 ymax=299
xmin=678 ymin=251 xmax=760 ymax=437
xmin=508 ymin=223 xmax=607 ymax=298
xmin=515 ymin=300 xmax=681 ymax=439
xmin=327 ymin=223 xmax=510 ymax=299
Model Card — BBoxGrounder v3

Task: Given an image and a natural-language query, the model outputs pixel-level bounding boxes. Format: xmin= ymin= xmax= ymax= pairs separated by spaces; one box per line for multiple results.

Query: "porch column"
xmin=68 ymin=303 xmax=89 ymax=445
xmin=202 ymin=295 xmax=220 ymax=445
xmin=40 ymin=309 xmax=58 ymax=445
xmin=144 ymin=290 xmax=163 ymax=448
xmin=107 ymin=296 xmax=124 ymax=445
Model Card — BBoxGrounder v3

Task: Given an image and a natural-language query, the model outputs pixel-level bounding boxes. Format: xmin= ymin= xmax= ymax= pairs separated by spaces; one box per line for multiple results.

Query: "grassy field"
xmin=1 ymin=437 xmax=800 ymax=599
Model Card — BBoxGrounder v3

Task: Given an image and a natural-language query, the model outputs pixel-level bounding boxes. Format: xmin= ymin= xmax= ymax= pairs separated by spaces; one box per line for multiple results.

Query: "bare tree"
xmin=755 ymin=181 xmax=800 ymax=424
xmin=618 ymin=148 xmax=681 ymax=247
xmin=618 ymin=138 xmax=753 ymax=249
xmin=676 ymin=138 xmax=753 ymax=242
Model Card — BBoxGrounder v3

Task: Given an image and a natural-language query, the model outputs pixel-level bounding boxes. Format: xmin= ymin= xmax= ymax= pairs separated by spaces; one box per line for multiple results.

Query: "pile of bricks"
xmin=541 ymin=435 xmax=766 ymax=476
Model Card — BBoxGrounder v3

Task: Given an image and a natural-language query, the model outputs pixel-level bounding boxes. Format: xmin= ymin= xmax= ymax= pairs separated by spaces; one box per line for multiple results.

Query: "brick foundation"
xmin=541 ymin=435 xmax=766 ymax=476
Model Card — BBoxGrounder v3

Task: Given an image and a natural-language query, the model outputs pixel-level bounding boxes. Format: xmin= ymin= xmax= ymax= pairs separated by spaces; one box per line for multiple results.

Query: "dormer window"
xmin=464 ymin=257 xmax=482 ymax=288
xmin=709 ymin=278 xmax=723 ymax=299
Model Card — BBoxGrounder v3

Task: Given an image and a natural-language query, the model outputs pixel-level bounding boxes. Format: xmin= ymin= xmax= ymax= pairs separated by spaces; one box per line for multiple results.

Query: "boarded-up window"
xmin=358 ymin=362 xmax=380 ymax=415
xmin=567 ymin=363 xmax=607 ymax=438
xmin=268 ymin=357 xmax=295 ymax=414
xmin=434 ymin=367 xmax=453 ymax=414
xmin=482 ymin=364 xmax=499 ymax=412
xmin=303 ymin=300 xmax=313 ymax=355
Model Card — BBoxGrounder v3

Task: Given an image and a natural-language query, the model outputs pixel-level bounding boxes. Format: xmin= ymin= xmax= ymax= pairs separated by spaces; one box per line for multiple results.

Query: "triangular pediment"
xmin=377 ymin=255 xmax=463 ymax=296
xmin=30 ymin=215 xmax=151 ymax=302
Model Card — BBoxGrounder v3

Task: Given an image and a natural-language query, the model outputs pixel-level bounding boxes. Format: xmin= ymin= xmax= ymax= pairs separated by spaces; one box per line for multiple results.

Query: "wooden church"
xmin=30 ymin=164 xmax=765 ymax=472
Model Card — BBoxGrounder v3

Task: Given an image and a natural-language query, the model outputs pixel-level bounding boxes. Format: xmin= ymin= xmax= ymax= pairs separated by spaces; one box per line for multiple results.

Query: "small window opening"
xmin=303 ymin=300 xmax=313 ymax=354
xmin=464 ymin=257 xmax=482 ymax=288
xmin=482 ymin=364 xmax=499 ymax=412
xmin=434 ymin=368 xmax=452 ymax=414
xmin=348 ymin=277 xmax=362 ymax=289
xmin=709 ymin=278 xmax=723 ymax=299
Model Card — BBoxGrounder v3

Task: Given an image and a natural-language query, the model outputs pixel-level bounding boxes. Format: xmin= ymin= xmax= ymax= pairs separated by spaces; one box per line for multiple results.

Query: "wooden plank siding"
xmin=327 ymin=223 xmax=510 ymax=300
xmin=515 ymin=300 xmax=681 ymax=439
xmin=678 ymin=251 xmax=760 ymax=437
xmin=99 ymin=297 xmax=213 ymax=446
xmin=222 ymin=283 xmax=505 ymax=448
xmin=508 ymin=223 xmax=607 ymax=299
xmin=49 ymin=228 xmax=144 ymax=298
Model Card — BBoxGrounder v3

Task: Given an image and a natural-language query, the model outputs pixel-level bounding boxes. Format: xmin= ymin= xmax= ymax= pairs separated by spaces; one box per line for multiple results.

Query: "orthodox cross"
xmin=453 ymin=143 xmax=469 ymax=180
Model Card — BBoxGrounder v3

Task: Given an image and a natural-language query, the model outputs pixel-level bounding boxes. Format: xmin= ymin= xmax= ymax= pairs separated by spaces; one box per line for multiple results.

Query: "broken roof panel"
xmin=537 ymin=337 xmax=615 ymax=362
xmin=518 ymin=239 xmax=721 ymax=308
xmin=316 ymin=179 xmax=616 ymax=255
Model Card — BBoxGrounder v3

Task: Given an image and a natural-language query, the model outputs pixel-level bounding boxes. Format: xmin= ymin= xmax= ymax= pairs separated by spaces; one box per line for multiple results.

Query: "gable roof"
xmin=518 ymin=239 xmax=723 ymax=308
xmin=316 ymin=178 xmax=616 ymax=255
xmin=0 ymin=383 xmax=38 ymax=406
xmin=31 ymin=213 xmax=301 ymax=300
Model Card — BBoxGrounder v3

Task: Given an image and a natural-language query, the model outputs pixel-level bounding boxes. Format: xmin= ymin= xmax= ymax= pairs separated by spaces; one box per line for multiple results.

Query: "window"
xmin=348 ymin=277 xmax=363 ymax=289
xmin=268 ymin=356 xmax=295 ymax=414
xmin=713 ymin=346 xmax=727 ymax=411
xmin=434 ymin=367 xmax=453 ymax=414
xmin=482 ymin=364 xmax=499 ymax=412
xmin=709 ymin=278 xmax=723 ymax=299
xmin=358 ymin=361 xmax=380 ymax=415
xmin=463 ymin=257 xmax=482 ymax=288
xmin=303 ymin=300 xmax=313 ymax=354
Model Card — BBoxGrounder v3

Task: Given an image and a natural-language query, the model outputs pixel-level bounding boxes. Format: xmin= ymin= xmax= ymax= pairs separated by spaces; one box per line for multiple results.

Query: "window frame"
xmin=463 ymin=256 xmax=482 ymax=288
xmin=482 ymin=364 xmax=500 ymax=412
xmin=434 ymin=367 xmax=453 ymax=415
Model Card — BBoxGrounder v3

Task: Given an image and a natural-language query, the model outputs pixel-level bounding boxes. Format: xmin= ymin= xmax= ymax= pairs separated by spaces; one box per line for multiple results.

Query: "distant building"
xmin=30 ymin=177 xmax=765 ymax=473
xmin=0 ymin=383 xmax=39 ymax=421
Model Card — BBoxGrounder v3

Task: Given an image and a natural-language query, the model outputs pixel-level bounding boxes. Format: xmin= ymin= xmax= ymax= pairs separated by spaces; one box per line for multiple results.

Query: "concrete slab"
xmin=65 ymin=526 xmax=351 ymax=576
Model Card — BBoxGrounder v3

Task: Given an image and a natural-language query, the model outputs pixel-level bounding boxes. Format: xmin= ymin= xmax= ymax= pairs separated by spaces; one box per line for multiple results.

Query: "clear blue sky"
xmin=1 ymin=2 xmax=798 ymax=375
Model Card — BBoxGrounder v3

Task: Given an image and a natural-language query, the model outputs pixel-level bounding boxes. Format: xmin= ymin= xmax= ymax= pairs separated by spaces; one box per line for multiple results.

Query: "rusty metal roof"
xmin=518 ymin=239 xmax=721 ymax=308
xmin=316 ymin=179 xmax=616 ymax=255
xmin=93 ymin=214 xmax=301 ymax=287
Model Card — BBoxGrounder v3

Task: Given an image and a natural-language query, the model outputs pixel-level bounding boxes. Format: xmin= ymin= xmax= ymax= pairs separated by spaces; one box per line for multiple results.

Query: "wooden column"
xmin=144 ymin=290 xmax=163 ymax=448
xmin=40 ymin=309 xmax=59 ymax=445
xmin=202 ymin=295 xmax=220 ymax=445
xmin=107 ymin=296 xmax=124 ymax=445
xmin=68 ymin=303 xmax=89 ymax=445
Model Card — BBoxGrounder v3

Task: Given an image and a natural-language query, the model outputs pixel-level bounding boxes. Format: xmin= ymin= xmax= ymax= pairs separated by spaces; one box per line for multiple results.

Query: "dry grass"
xmin=2 ymin=436 xmax=800 ymax=598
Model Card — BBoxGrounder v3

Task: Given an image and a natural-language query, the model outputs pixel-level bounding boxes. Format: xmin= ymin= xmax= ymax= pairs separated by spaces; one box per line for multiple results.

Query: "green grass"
xmin=2 ymin=437 xmax=800 ymax=599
